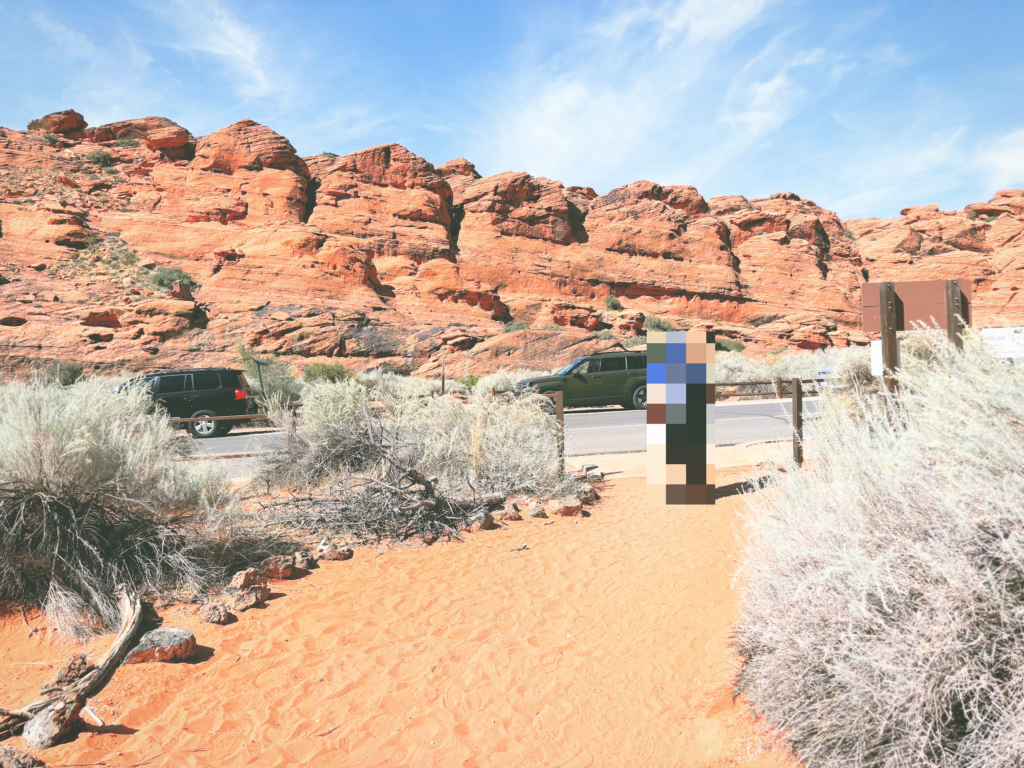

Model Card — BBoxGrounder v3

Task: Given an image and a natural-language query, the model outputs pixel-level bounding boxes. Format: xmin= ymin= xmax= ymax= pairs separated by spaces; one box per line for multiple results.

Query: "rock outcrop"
xmin=2 ymin=108 xmax=1023 ymax=377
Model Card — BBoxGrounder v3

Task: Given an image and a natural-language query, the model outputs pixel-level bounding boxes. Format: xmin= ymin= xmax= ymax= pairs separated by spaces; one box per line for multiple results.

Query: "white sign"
xmin=982 ymin=327 xmax=1024 ymax=359
xmin=870 ymin=338 xmax=902 ymax=376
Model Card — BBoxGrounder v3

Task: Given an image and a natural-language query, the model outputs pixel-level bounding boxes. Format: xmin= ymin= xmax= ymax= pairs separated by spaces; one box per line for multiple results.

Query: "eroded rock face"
xmin=68 ymin=116 xmax=195 ymax=160
xmin=28 ymin=109 xmax=86 ymax=135
xmin=3 ymin=108 xmax=1024 ymax=377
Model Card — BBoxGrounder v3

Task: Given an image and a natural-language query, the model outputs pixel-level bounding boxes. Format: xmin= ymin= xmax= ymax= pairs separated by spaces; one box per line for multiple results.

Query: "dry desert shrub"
xmin=471 ymin=368 xmax=555 ymax=395
xmin=255 ymin=378 xmax=575 ymax=542
xmin=0 ymin=379 xmax=277 ymax=639
xmin=716 ymin=347 xmax=851 ymax=392
xmin=734 ymin=332 xmax=1024 ymax=767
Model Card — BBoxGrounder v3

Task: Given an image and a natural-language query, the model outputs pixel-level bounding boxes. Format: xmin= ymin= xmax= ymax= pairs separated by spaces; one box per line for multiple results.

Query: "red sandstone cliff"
xmin=1 ymin=109 xmax=1022 ymax=376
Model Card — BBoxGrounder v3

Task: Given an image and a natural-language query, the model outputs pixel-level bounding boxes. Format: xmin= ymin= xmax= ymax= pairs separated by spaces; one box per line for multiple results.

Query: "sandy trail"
xmin=0 ymin=476 xmax=792 ymax=767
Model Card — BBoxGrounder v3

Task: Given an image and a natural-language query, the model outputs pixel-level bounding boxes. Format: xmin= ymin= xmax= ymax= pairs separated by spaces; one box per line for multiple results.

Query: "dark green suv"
xmin=515 ymin=351 xmax=647 ymax=409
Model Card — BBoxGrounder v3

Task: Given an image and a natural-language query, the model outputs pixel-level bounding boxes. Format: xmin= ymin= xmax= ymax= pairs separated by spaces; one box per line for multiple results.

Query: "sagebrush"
xmin=734 ymin=331 xmax=1024 ymax=767
xmin=0 ymin=380 xmax=278 ymax=639
xmin=255 ymin=375 xmax=576 ymax=542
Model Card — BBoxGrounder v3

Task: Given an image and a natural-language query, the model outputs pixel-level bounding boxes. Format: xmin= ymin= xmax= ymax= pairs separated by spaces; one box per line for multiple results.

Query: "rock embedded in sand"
xmin=22 ymin=692 xmax=85 ymax=750
xmin=0 ymin=745 xmax=44 ymax=768
xmin=546 ymin=498 xmax=582 ymax=517
xmin=496 ymin=502 xmax=523 ymax=522
xmin=293 ymin=551 xmax=317 ymax=569
xmin=528 ymin=503 xmax=548 ymax=519
xmin=318 ymin=547 xmax=354 ymax=561
xmin=578 ymin=484 xmax=600 ymax=504
xmin=123 ymin=627 xmax=197 ymax=664
xmin=469 ymin=510 xmax=500 ymax=531
xmin=232 ymin=583 xmax=271 ymax=612
xmin=258 ymin=555 xmax=295 ymax=580
xmin=198 ymin=602 xmax=232 ymax=624
xmin=229 ymin=567 xmax=261 ymax=589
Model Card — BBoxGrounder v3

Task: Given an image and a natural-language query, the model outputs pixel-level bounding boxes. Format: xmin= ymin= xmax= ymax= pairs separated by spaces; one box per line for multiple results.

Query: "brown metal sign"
xmin=862 ymin=279 xmax=971 ymax=333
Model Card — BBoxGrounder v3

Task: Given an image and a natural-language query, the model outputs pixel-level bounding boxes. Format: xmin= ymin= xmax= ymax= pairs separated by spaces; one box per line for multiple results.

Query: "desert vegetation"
xmin=735 ymin=330 xmax=1024 ymax=767
xmin=0 ymin=378 xmax=278 ymax=640
xmin=254 ymin=370 xmax=576 ymax=544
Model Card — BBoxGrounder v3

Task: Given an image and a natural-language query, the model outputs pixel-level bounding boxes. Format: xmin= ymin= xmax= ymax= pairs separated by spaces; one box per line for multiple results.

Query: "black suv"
xmin=515 ymin=351 xmax=647 ymax=409
xmin=124 ymin=368 xmax=251 ymax=438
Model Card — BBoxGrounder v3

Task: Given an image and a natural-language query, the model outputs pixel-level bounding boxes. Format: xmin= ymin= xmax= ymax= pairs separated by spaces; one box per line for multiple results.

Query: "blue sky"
xmin=2 ymin=0 xmax=1023 ymax=219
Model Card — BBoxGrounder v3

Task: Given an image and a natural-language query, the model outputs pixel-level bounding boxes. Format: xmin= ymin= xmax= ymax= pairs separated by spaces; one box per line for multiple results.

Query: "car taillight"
xmin=234 ymin=389 xmax=247 ymax=400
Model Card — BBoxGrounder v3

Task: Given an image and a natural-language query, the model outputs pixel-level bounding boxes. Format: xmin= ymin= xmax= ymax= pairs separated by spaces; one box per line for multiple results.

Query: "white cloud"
xmin=468 ymin=0 xmax=773 ymax=186
xmin=31 ymin=12 xmax=98 ymax=59
xmin=141 ymin=0 xmax=276 ymax=100
xmin=976 ymin=128 xmax=1024 ymax=193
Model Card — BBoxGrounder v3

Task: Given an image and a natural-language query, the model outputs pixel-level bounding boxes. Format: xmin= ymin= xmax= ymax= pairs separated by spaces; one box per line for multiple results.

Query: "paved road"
xmin=194 ymin=399 xmax=821 ymax=467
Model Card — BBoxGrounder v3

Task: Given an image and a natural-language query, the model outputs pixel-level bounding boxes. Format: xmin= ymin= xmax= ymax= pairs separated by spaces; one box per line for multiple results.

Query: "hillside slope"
xmin=2 ymin=109 xmax=1022 ymax=376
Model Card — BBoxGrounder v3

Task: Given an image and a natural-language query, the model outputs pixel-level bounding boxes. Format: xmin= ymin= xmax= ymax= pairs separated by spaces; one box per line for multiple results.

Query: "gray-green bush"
xmin=734 ymin=331 xmax=1024 ymax=767
xmin=255 ymin=377 xmax=576 ymax=541
xmin=643 ymin=316 xmax=675 ymax=332
xmin=0 ymin=379 xmax=271 ymax=639
xmin=85 ymin=150 xmax=114 ymax=167
xmin=43 ymin=360 xmax=84 ymax=386
xmin=151 ymin=266 xmax=196 ymax=290
xmin=237 ymin=344 xmax=301 ymax=405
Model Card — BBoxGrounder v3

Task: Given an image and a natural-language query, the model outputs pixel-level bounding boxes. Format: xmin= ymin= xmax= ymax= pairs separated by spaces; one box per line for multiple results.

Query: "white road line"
xmin=567 ymin=425 xmax=645 ymax=431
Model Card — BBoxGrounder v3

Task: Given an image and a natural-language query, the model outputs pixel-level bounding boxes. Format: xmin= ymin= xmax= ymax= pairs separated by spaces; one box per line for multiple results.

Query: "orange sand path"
xmin=0 ymin=477 xmax=793 ymax=767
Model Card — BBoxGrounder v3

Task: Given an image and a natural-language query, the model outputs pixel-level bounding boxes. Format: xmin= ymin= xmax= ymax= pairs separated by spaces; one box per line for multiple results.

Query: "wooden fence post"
xmin=878 ymin=281 xmax=900 ymax=391
xmin=945 ymin=279 xmax=965 ymax=350
xmin=773 ymin=377 xmax=783 ymax=399
xmin=555 ymin=391 xmax=565 ymax=472
xmin=792 ymin=377 xmax=803 ymax=465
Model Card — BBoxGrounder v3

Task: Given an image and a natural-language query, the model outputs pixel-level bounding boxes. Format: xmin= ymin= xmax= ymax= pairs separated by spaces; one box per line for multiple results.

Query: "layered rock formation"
xmin=1 ymin=108 xmax=1022 ymax=377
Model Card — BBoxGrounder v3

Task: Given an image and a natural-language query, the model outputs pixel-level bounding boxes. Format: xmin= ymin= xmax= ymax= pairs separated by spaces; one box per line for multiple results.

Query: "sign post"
xmin=791 ymin=377 xmax=803 ymax=465
xmin=878 ymin=282 xmax=900 ymax=390
xmin=944 ymin=279 xmax=966 ymax=350
xmin=862 ymin=279 xmax=972 ymax=387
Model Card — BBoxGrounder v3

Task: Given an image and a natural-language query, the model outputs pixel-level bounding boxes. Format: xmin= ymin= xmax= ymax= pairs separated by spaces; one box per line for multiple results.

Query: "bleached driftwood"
xmin=0 ymin=591 xmax=142 ymax=747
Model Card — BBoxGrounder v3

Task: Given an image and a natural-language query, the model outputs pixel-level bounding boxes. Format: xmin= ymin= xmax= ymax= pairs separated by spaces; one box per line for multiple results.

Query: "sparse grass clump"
xmin=593 ymin=329 xmax=615 ymax=340
xmin=623 ymin=335 xmax=647 ymax=348
xmin=735 ymin=331 xmax=1024 ymax=766
xmin=85 ymin=150 xmax=114 ymax=167
xmin=605 ymin=295 xmax=622 ymax=310
xmin=0 ymin=379 xmax=270 ymax=640
xmin=115 ymin=138 xmax=139 ymax=148
xmin=503 ymin=320 xmax=530 ymax=332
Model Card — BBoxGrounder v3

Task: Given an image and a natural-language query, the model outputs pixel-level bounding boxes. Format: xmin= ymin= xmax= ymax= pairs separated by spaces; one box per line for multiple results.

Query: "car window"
xmin=600 ymin=356 xmax=626 ymax=372
xmin=574 ymin=360 xmax=593 ymax=374
xmin=193 ymin=372 xmax=221 ymax=391
xmin=157 ymin=374 xmax=190 ymax=394
xmin=557 ymin=358 xmax=585 ymax=375
xmin=627 ymin=355 xmax=647 ymax=370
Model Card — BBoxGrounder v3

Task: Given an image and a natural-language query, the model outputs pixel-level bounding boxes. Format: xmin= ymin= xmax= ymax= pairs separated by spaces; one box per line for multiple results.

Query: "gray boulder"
xmin=123 ymin=627 xmax=197 ymax=664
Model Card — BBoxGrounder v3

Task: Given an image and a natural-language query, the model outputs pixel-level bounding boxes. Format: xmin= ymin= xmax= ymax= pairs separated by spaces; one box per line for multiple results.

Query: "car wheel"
xmin=188 ymin=411 xmax=220 ymax=439
xmin=630 ymin=384 xmax=647 ymax=410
